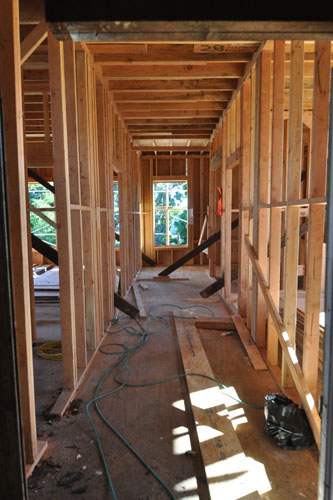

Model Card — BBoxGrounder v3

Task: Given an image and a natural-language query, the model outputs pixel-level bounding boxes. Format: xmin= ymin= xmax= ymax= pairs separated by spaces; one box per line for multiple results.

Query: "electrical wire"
xmin=36 ymin=340 xmax=62 ymax=360
xmin=86 ymin=303 xmax=264 ymax=499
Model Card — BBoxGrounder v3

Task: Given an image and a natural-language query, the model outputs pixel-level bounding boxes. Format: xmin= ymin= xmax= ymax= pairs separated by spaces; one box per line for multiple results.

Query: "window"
xmin=153 ymin=181 xmax=188 ymax=247
xmin=28 ymin=183 xmax=56 ymax=247
xmin=114 ymin=181 xmax=120 ymax=246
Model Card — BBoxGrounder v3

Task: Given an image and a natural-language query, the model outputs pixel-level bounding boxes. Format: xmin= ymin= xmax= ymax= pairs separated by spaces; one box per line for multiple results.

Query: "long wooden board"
xmin=232 ymin=315 xmax=267 ymax=371
xmin=132 ymin=283 xmax=146 ymax=319
xmin=244 ymin=235 xmax=321 ymax=448
xmin=174 ymin=316 xmax=261 ymax=499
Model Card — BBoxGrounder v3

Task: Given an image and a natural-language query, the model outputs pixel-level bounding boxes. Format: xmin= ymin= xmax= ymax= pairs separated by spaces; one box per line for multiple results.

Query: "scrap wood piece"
xmin=194 ymin=317 xmax=236 ymax=331
xmin=174 ymin=316 xmax=261 ymax=499
xmin=139 ymin=283 xmax=149 ymax=291
xmin=132 ymin=283 xmax=146 ymax=319
xmin=244 ymin=235 xmax=321 ymax=448
xmin=232 ymin=315 xmax=267 ymax=371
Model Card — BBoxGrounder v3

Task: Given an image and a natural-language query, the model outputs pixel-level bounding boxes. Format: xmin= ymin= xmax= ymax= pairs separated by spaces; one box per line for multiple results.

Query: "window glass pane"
xmin=154 ymin=190 xmax=166 ymax=207
xmin=168 ymin=182 xmax=187 ymax=208
xmin=153 ymin=181 xmax=188 ymax=247
xmin=28 ymin=183 xmax=57 ymax=247
xmin=114 ymin=182 xmax=120 ymax=246
xmin=168 ymin=209 xmax=188 ymax=245
xmin=154 ymin=183 xmax=166 ymax=192
xmin=154 ymin=209 xmax=166 ymax=234
xmin=155 ymin=234 xmax=166 ymax=246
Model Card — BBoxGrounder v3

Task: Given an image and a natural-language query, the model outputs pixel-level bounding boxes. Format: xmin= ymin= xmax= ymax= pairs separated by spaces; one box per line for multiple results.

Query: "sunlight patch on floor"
xmin=206 ymin=453 xmax=272 ymax=499
xmin=172 ymin=426 xmax=191 ymax=455
xmin=172 ymin=398 xmax=186 ymax=411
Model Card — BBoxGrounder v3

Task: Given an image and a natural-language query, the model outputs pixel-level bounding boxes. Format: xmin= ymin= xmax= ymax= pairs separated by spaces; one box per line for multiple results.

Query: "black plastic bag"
xmin=264 ymin=393 xmax=314 ymax=450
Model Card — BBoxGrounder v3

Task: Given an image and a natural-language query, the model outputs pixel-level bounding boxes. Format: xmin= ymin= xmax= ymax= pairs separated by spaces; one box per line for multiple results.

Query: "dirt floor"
xmin=28 ymin=266 xmax=319 ymax=500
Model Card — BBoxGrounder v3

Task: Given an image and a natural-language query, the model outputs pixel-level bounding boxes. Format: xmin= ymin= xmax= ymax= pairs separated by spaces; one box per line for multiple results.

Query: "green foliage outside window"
xmin=153 ymin=182 xmax=188 ymax=247
xmin=114 ymin=182 xmax=120 ymax=246
xmin=28 ymin=183 xmax=56 ymax=247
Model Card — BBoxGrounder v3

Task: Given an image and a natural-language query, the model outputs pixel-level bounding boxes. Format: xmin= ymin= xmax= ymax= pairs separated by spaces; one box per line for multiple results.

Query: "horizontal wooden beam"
xmin=125 ymin=118 xmax=219 ymax=125
xmin=127 ymin=124 xmax=215 ymax=130
xmin=122 ymin=110 xmax=222 ymax=118
xmin=132 ymin=146 xmax=210 ymax=151
xmin=113 ymin=90 xmax=233 ymax=102
xmin=93 ymin=44 xmax=254 ymax=64
xmin=117 ymin=101 xmax=226 ymax=111
xmin=102 ymin=63 xmax=245 ymax=79
xmin=109 ymin=78 xmax=239 ymax=91
xmin=132 ymin=135 xmax=211 ymax=139
xmin=244 ymin=235 xmax=321 ymax=448
xmin=48 ymin=20 xmax=333 ymax=42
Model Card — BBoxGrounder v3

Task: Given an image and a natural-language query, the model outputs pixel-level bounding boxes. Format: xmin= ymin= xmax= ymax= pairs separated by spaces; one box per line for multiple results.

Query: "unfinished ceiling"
xmin=22 ymin=33 xmax=333 ymax=152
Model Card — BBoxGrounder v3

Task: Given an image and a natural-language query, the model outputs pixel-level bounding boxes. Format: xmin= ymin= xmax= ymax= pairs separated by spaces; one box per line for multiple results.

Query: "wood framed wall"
xmin=140 ymin=154 xmax=210 ymax=266
xmin=209 ymin=40 xmax=331 ymax=445
xmin=1 ymin=11 xmax=143 ymax=479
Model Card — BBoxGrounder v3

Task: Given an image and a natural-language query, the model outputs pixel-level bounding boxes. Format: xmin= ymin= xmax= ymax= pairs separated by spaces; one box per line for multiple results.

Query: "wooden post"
xmin=0 ymin=0 xmax=37 ymax=465
xmin=267 ymin=41 xmax=285 ymax=365
xmin=76 ymin=49 xmax=97 ymax=350
xmin=303 ymin=41 xmax=331 ymax=399
xmin=224 ymin=112 xmax=232 ymax=298
xmin=48 ymin=31 xmax=77 ymax=388
xmin=238 ymin=79 xmax=250 ymax=317
xmin=63 ymin=40 xmax=87 ymax=369
xmin=282 ymin=41 xmax=304 ymax=388
xmin=253 ymin=50 xmax=271 ymax=348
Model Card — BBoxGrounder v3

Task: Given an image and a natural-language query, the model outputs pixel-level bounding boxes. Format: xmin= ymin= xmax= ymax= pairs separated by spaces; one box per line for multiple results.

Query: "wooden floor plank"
xmin=194 ymin=317 xmax=236 ymax=330
xmin=232 ymin=315 xmax=267 ymax=371
xmin=132 ymin=283 xmax=147 ymax=318
xmin=174 ymin=316 xmax=261 ymax=499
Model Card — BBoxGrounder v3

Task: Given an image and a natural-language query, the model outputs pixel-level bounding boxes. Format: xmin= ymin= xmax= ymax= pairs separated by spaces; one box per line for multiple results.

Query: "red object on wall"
xmin=217 ymin=186 xmax=223 ymax=216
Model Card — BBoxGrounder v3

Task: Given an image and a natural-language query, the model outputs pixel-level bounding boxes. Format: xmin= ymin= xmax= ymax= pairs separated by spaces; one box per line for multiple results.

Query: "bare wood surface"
xmin=132 ymin=283 xmax=147 ymax=318
xmin=232 ymin=314 xmax=267 ymax=371
xmin=21 ymin=21 xmax=48 ymax=65
xmin=174 ymin=315 xmax=260 ymax=499
xmin=245 ymin=235 xmax=321 ymax=449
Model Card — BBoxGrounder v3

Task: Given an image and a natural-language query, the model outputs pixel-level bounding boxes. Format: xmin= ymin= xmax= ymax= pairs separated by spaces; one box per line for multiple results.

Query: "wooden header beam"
xmin=132 ymin=146 xmax=210 ymax=152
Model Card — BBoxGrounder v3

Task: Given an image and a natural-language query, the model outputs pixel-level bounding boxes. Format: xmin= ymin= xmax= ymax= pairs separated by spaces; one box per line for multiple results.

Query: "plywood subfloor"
xmin=28 ymin=266 xmax=318 ymax=500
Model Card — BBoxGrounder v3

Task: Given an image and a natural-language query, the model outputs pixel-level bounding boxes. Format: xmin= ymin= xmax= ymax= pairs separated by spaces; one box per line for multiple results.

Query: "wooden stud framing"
xmin=302 ymin=41 xmax=331 ymax=398
xmin=1 ymin=0 xmax=38 ymax=468
xmin=238 ymin=79 xmax=250 ymax=317
xmin=252 ymin=49 xmax=271 ymax=348
xmin=282 ymin=41 xmax=304 ymax=387
xmin=267 ymin=41 xmax=285 ymax=365
xmin=245 ymin=236 xmax=321 ymax=449
xmin=48 ymin=31 xmax=77 ymax=389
